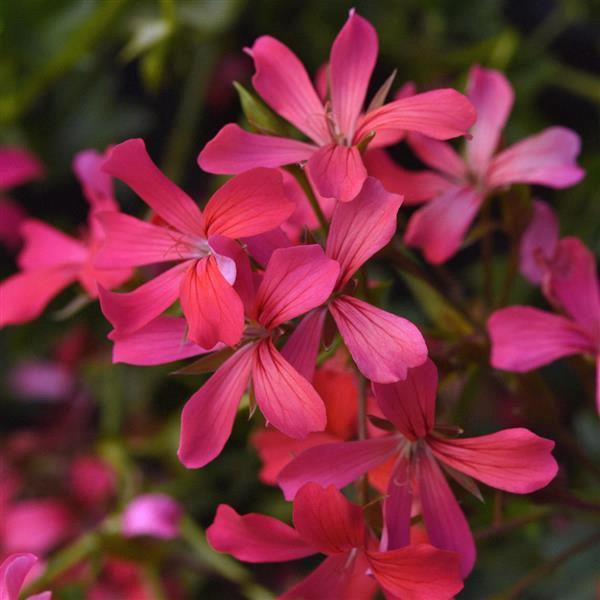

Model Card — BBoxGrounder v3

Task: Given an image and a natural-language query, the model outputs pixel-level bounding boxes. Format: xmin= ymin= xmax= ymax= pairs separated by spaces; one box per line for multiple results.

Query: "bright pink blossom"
xmin=96 ymin=138 xmax=294 ymax=348
xmin=198 ymin=10 xmax=475 ymax=202
xmin=207 ymin=483 xmax=463 ymax=599
xmin=278 ymin=360 xmax=558 ymax=576
xmin=0 ymin=149 xmax=132 ymax=327
xmin=121 ymin=494 xmax=183 ymax=540
xmin=373 ymin=66 xmax=584 ymax=263
xmin=0 ymin=553 xmax=51 ymax=600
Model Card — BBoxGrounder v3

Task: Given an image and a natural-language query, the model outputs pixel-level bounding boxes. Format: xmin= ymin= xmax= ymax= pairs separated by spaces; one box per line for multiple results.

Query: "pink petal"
xmin=281 ymin=308 xmax=327 ymax=381
xmin=102 ymin=138 xmax=204 ymax=236
xmin=249 ymin=36 xmax=329 ymax=145
xmin=252 ymin=339 xmax=326 ymax=438
xmin=0 ymin=199 xmax=28 ymax=250
xmin=111 ymin=317 xmax=215 ymax=365
xmin=330 ymin=296 xmax=428 ymax=383
xmin=27 ymin=592 xmax=52 ymax=600
xmin=404 ymin=186 xmax=484 ymax=264
xmin=355 ymin=89 xmax=476 ymax=142
xmin=18 ymin=220 xmax=87 ymax=270
xmin=0 ymin=553 xmax=38 ymax=600
xmin=0 ymin=268 xmax=77 ymax=327
xmin=372 ymin=359 xmax=437 ymax=441
xmin=407 ymin=132 xmax=467 ymax=180
xmin=366 ymin=545 xmax=463 ymax=599
xmin=330 ymin=10 xmax=377 ymax=142
xmin=487 ymin=127 xmax=585 ymax=189
xmin=292 ymin=483 xmax=366 ymax=554
xmin=363 ymin=149 xmax=453 ymax=204
xmin=178 ymin=344 xmax=254 ymax=468
xmin=326 ymin=176 xmax=403 ymax=287
xmin=73 ymin=149 xmax=117 ymax=213
xmin=383 ymin=458 xmax=413 ymax=550
xmin=203 ymin=168 xmax=294 ymax=238
xmin=428 ymin=428 xmax=558 ymax=493
xmin=596 ymin=355 xmax=600 ymax=414
xmin=306 ymin=143 xmax=368 ymax=203
xmin=488 ymin=306 xmax=595 ymax=371
xmin=464 ymin=66 xmax=514 ymax=175
xmin=417 ymin=448 xmax=475 ymax=578
xmin=255 ymin=245 xmax=339 ymax=329
xmin=98 ymin=261 xmax=190 ymax=335
xmin=278 ymin=437 xmax=399 ymax=500
xmin=179 ymin=256 xmax=244 ymax=348
xmin=0 ymin=148 xmax=43 ymax=190
xmin=122 ymin=493 xmax=183 ymax=540
xmin=207 ymin=504 xmax=313 ymax=562
xmin=519 ymin=200 xmax=559 ymax=285
xmin=548 ymin=237 xmax=600 ymax=339
xmin=242 ymin=227 xmax=292 ymax=267
xmin=197 ymin=124 xmax=317 ymax=174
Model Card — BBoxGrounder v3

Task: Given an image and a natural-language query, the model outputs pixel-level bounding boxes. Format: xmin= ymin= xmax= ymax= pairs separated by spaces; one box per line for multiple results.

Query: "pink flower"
xmin=96 ymin=138 xmax=295 ymax=349
xmin=0 ymin=553 xmax=51 ymax=600
xmin=0 ymin=149 xmax=132 ymax=327
xmin=198 ymin=10 xmax=475 ymax=202
xmin=373 ymin=66 xmax=585 ymax=264
xmin=207 ymin=482 xmax=463 ymax=599
xmin=121 ymin=494 xmax=183 ymax=540
xmin=489 ymin=236 xmax=600 ymax=412
xmin=278 ymin=360 xmax=558 ymax=577
xmin=69 ymin=456 xmax=116 ymax=507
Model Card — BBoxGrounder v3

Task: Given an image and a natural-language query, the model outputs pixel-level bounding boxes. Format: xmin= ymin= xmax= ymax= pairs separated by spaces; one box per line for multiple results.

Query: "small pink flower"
xmin=278 ymin=360 xmax=558 ymax=577
xmin=207 ymin=483 xmax=463 ymax=599
xmin=198 ymin=10 xmax=475 ymax=202
xmin=121 ymin=494 xmax=183 ymax=540
xmin=0 ymin=553 xmax=51 ymax=600
xmin=69 ymin=456 xmax=116 ymax=507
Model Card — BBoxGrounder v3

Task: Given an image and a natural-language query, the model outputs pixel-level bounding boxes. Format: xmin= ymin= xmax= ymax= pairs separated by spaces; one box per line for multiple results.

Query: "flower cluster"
xmin=1 ymin=9 xmax=593 ymax=600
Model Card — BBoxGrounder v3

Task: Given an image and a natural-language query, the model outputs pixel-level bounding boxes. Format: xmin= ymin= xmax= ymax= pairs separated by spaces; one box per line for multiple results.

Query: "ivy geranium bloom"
xmin=198 ymin=10 xmax=475 ymax=203
xmin=489 ymin=236 xmax=600 ymax=412
xmin=278 ymin=360 xmax=558 ymax=576
xmin=372 ymin=65 xmax=584 ymax=264
xmin=0 ymin=553 xmax=51 ymax=600
xmin=207 ymin=483 xmax=463 ymax=600
xmin=0 ymin=150 xmax=132 ymax=327
xmin=95 ymin=138 xmax=294 ymax=348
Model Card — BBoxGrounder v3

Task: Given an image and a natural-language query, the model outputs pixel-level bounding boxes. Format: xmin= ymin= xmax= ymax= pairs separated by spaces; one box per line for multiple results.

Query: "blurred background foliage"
xmin=1 ymin=0 xmax=599 ymax=598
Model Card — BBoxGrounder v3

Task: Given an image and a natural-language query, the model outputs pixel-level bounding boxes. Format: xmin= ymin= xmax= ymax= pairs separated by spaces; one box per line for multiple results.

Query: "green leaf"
xmin=233 ymin=81 xmax=291 ymax=135
xmin=171 ymin=348 xmax=235 ymax=375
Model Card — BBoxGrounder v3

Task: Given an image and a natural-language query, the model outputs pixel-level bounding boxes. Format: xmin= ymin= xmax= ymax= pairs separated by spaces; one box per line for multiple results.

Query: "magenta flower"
xmin=96 ymin=138 xmax=295 ymax=349
xmin=0 ymin=553 xmax=51 ymax=600
xmin=277 ymin=360 xmax=558 ymax=576
xmin=371 ymin=65 xmax=584 ymax=264
xmin=489 ymin=236 xmax=600 ymax=412
xmin=0 ymin=149 xmax=132 ymax=326
xmin=198 ymin=10 xmax=475 ymax=202
xmin=121 ymin=494 xmax=183 ymax=540
xmin=207 ymin=483 xmax=463 ymax=599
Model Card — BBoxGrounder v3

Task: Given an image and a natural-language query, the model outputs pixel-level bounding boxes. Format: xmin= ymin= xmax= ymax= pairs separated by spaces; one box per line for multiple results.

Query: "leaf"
xmin=233 ymin=81 xmax=291 ymax=136
xmin=171 ymin=348 xmax=235 ymax=375
xmin=120 ymin=19 xmax=172 ymax=62
xmin=367 ymin=415 xmax=395 ymax=431
xmin=366 ymin=69 xmax=397 ymax=113
xmin=441 ymin=461 xmax=484 ymax=502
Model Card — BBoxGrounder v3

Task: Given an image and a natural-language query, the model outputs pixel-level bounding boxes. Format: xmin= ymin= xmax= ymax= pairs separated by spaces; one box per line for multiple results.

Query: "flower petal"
xmin=0 ymin=553 xmax=38 ymax=600
xmin=0 ymin=147 xmax=43 ymax=190
xmin=178 ymin=344 xmax=254 ymax=468
xmin=488 ymin=306 xmax=595 ymax=371
xmin=383 ymin=458 xmax=413 ymax=550
xmin=330 ymin=296 xmax=427 ymax=383
xmin=198 ymin=124 xmax=317 ymax=174
xmin=281 ymin=309 xmax=327 ymax=381
xmin=253 ymin=339 xmax=326 ymax=439
xmin=417 ymin=448 xmax=475 ymax=578
xmin=355 ymin=89 xmax=476 ymax=141
xmin=98 ymin=262 xmax=190 ymax=335
xmin=102 ymin=138 xmax=204 ymax=236
xmin=207 ymin=504 xmax=313 ymax=562
xmin=249 ymin=36 xmax=329 ymax=144
xmin=404 ymin=186 xmax=484 ymax=264
xmin=0 ymin=199 xmax=27 ymax=250
xmin=293 ymin=483 xmax=366 ymax=554
xmin=306 ymin=143 xmax=367 ymax=203
xmin=73 ymin=148 xmax=117 ymax=213
xmin=487 ymin=127 xmax=585 ymax=189
xmin=330 ymin=9 xmax=377 ymax=141
xmin=429 ymin=428 xmax=558 ymax=494
xmin=464 ymin=66 xmax=514 ymax=175
xmin=407 ymin=132 xmax=467 ymax=180
xmin=278 ymin=437 xmax=399 ymax=500
xmin=122 ymin=493 xmax=183 ymax=540
xmin=326 ymin=176 xmax=403 ymax=287
xmin=179 ymin=256 xmax=244 ymax=348
xmin=255 ymin=245 xmax=339 ymax=329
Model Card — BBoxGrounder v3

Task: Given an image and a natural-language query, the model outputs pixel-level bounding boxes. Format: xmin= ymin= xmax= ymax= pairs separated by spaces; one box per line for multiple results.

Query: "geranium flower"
xmin=277 ymin=359 xmax=558 ymax=576
xmin=207 ymin=483 xmax=463 ymax=599
xmin=198 ymin=10 xmax=475 ymax=202
xmin=0 ymin=553 xmax=51 ymax=600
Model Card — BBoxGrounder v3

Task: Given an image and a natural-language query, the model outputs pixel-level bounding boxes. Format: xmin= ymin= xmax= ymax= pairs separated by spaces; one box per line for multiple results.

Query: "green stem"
xmin=356 ymin=374 xmax=370 ymax=505
xmin=474 ymin=507 xmax=553 ymax=541
xmin=480 ymin=199 xmax=494 ymax=310
xmin=287 ymin=165 xmax=329 ymax=233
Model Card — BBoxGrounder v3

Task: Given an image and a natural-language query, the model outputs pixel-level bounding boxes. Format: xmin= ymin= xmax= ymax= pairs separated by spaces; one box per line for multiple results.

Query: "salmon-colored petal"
xmin=178 ymin=344 xmax=254 ymax=468
xmin=330 ymin=296 xmax=427 ymax=383
xmin=281 ymin=309 xmax=327 ymax=381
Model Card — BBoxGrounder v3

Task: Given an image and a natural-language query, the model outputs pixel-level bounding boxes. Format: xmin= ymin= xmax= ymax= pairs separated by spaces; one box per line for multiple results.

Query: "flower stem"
xmin=357 ymin=373 xmax=370 ymax=506
xmin=287 ymin=165 xmax=329 ymax=234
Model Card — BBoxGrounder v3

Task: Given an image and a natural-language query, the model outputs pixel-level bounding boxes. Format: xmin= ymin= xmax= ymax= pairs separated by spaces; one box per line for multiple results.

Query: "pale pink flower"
xmin=121 ymin=494 xmax=183 ymax=540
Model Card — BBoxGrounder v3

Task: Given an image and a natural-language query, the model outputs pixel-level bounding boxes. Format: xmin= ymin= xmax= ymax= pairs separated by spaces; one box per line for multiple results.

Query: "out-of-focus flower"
xmin=121 ymin=493 xmax=183 ymax=540
xmin=69 ymin=456 xmax=116 ymax=508
xmin=0 ymin=553 xmax=51 ymax=600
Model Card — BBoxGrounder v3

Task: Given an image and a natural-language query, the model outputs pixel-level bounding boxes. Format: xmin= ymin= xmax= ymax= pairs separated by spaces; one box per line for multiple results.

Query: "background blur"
xmin=1 ymin=1 xmax=599 ymax=598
